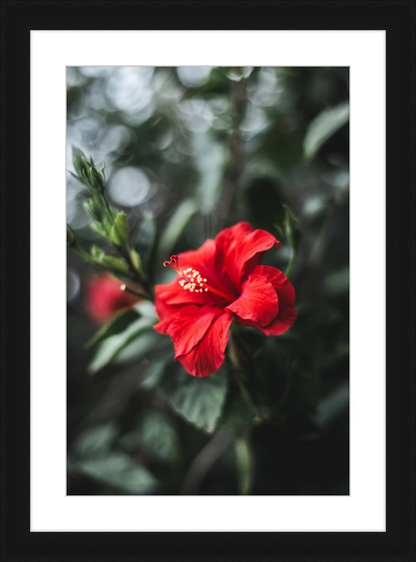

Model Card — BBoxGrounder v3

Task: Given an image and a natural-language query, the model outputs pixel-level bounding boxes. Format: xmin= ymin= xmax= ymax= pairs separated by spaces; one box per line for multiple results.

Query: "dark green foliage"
xmin=67 ymin=66 xmax=349 ymax=495
xmin=161 ymin=364 xmax=228 ymax=432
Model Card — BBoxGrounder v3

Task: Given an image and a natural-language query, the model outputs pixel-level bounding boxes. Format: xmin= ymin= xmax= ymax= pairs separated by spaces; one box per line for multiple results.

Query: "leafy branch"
xmin=67 ymin=147 xmax=153 ymax=300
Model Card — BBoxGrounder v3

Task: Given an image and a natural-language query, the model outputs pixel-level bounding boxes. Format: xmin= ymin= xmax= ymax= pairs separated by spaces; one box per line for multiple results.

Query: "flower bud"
xmin=71 ymin=146 xmax=106 ymax=194
xmin=85 ymin=274 xmax=141 ymax=324
xmin=71 ymin=146 xmax=88 ymax=178
xmin=86 ymin=164 xmax=106 ymax=193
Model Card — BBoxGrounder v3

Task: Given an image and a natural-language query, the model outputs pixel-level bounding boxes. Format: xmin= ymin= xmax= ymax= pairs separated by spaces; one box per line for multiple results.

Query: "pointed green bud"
xmin=71 ymin=146 xmax=106 ymax=194
xmin=86 ymin=165 xmax=106 ymax=193
xmin=72 ymin=146 xmax=88 ymax=177
xmin=83 ymin=197 xmax=103 ymax=222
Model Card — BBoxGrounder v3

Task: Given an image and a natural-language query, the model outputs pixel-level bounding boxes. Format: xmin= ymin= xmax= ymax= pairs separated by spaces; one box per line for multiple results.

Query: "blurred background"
xmin=67 ymin=67 xmax=349 ymax=495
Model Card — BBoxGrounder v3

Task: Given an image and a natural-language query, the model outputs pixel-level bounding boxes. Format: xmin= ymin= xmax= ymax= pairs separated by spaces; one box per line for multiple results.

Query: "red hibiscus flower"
xmin=85 ymin=274 xmax=140 ymax=324
xmin=154 ymin=222 xmax=297 ymax=377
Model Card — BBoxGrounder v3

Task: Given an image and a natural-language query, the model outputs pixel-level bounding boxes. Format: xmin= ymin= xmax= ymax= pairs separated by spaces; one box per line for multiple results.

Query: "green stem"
xmin=121 ymin=284 xmax=149 ymax=300
xmin=235 ymin=432 xmax=254 ymax=495
xmin=285 ymin=247 xmax=296 ymax=279
xmin=100 ymin=192 xmax=154 ymax=299
xmin=119 ymin=246 xmax=153 ymax=299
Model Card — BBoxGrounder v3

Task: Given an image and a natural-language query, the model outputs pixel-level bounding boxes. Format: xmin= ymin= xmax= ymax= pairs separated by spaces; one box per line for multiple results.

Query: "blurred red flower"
xmin=85 ymin=274 xmax=140 ymax=324
xmin=154 ymin=222 xmax=297 ymax=377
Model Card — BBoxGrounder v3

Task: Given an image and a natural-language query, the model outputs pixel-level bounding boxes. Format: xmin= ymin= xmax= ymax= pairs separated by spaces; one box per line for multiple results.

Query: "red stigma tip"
xmin=163 ymin=261 xmax=170 ymax=267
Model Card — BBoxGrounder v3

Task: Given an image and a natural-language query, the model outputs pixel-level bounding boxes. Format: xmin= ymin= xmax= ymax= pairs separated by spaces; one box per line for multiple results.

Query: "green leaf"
xmin=90 ymin=245 xmax=129 ymax=274
xmin=303 ymin=102 xmax=349 ymax=160
xmin=68 ymin=170 xmax=86 ymax=186
xmin=99 ymin=255 xmax=129 ymax=274
xmin=86 ymin=308 xmax=141 ymax=349
xmin=70 ymin=453 xmax=158 ymax=494
xmin=84 ymin=197 xmax=104 ymax=222
xmin=110 ymin=211 xmax=129 ymax=249
xmin=157 ymin=199 xmax=198 ymax=263
xmin=88 ymin=316 xmax=155 ymax=374
xmin=129 ymin=249 xmax=142 ymax=274
xmin=90 ymin=245 xmax=105 ymax=261
xmin=161 ymin=364 xmax=228 ymax=432
xmin=121 ymin=411 xmax=180 ymax=463
xmin=139 ymin=358 xmax=168 ymax=390
xmin=113 ymin=331 xmax=165 ymax=365
xmin=73 ymin=422 xmax=118 ymax=458
xmin=90 ymin=220 xmax=111 ymax=240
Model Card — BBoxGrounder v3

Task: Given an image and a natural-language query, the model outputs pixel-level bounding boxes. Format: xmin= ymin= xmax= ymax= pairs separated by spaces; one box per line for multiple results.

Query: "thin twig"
xmin=214 ymin=80 xmax=247 ymax=232
xmin=180 ymin=428 xmax=236 ymax=494
xmin=118 ymin=244 xmax=153 ymax=297
xmin=120 ymin=284 xmax=149 ymax=300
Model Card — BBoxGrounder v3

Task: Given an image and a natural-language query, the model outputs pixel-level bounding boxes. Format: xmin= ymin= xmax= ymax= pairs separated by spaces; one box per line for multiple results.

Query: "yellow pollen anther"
xmin=178 ymin=268 xmax=209 ymax=295
xmin=166 ymin=255 xmax=233 ymax=301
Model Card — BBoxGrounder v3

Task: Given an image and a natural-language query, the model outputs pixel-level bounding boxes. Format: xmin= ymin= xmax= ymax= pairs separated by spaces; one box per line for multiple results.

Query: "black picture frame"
xmin=1 ymin=1 xmax=415 ymax=560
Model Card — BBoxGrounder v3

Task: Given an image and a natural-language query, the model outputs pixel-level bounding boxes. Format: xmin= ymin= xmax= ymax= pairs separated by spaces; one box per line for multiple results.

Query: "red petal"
xmin=215 ymin=222 xmax=280 ymax=289
xmin=236 ymin=265 xmax=297 ymax=335
xmin=259 ymin=290 xmax=297 ymax=335
xmin=236 ymin=265 xmax=297 ymax=336
xmin=155 ymin=305 xmax=224 ymax=357
xmin=226 ymin=274 xmax=278 ymax=326
xmin=251 ymin=265 xmax=296 ymax=305
xmin=177 ymin=239 xmax=216 ymax=280
xmin=154 ymin=281 xmax=180 ymax=319
xmin=175 ymin=311 xmax=233 ymax=377
xmin=154 ymin=239 xmax=227 ymax=317
xmin=153 ymin=313 xmax=176 ymax=335
xmin=85 ymin=274 xmax=139 ymax=324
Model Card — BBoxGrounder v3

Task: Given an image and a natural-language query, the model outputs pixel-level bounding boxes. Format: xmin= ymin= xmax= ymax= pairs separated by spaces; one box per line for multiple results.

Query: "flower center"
xmin=163 ymin=255 xmax=233 ymax=301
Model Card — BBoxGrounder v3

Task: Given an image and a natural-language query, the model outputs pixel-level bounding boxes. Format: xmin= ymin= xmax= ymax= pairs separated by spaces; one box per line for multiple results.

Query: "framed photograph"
xmin=65 ymin=63 xmax=350 ymax=501
xmin=1 ymin=1 xmax=414 ymax=561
